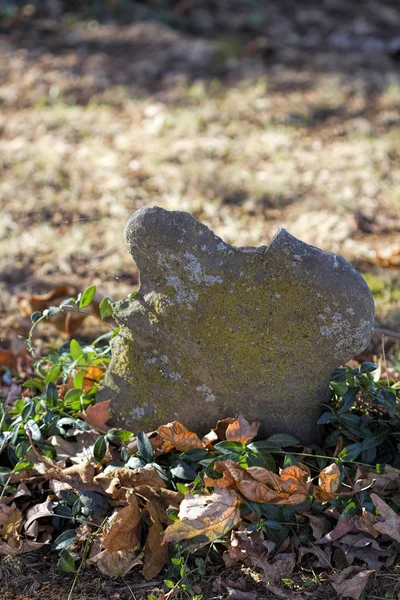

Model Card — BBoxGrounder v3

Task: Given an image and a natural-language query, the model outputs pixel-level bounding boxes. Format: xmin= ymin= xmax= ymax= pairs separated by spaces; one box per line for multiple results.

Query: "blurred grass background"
xmin=1 ymin=0 xmax=400 ymax=343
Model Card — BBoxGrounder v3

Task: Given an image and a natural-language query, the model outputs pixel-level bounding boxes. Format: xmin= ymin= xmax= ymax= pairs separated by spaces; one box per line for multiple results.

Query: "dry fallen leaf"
xmin=82 ymin=366 xmax=104 ymax=393
xmin=133 ymin=485 xmax=183 ymax=525
xmin=143 ymin=501 xmax=168 ymax=580
xmin=316 ymin=517 xmax=356 ymax=544
xmin=330 ymin=567 xmax=375 ymax=600
xmin=370 ymin=493 xmax=400 ymax=541
xmin=306 ymin=513 xmax=328 ymax=541
xmin=229 ymin=529 xmax=275 ymax=573
xmin=157 ymin=421 xmax=203 ymax=452
xmin=102 ymin=493 xmax=141 ymax=554
xmin=205 ymin=460 xmax=311 ymax=505
xmin=0 ymin=349 xmax=16 ymax=370
xmin=1 ymin=506 xmax=22 ymax=550
xmin=163 ymin=487 xmax=241 ymax=545
xmin=225 ymin=415 xmax=259 ymax=445
xmin=83 ymin=400 xmax=112 ymax=431
xmin=314 ymin=463 xmax=341 ymax=503
xmin=94 ymin=466 xmax=166 ymax=502
xmin=88 ymin=546 xmax=142 ymax=577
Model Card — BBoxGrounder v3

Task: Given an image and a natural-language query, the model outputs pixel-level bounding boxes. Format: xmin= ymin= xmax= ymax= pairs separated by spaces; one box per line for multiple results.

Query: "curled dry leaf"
xmin=353 ymin=508 xmax=380 ymax=539
xmin=330 ymin=567 xmax=375 ymax=600
xmin=205 ymin=460 xmax=311 ymax=505
xmin=225 ymin=415 xmax=259 ymax=445
xmin=94 ymin=466 xmax=166 ymax=502
xmin=83 ymin=400 xmax=111 ymax=431
xmin=163 ymin=487 xmax=241 ymax=545
xmin=370 ymin=493 xmax=400 ymax=541
xmin=1 ymin=506 xmax=22 ymax=549
xmin=313 ymin=463 xmax=341 ymax=503
xmin=157 ymin=421 xmax=203 ymax=452
xmin=229 ymin=529 xmax=275 ymax=569
xmin=306 ymin=514 xmax=328 ymax=541
xmin=89 ymin=547 xmax=143 ymax=577
xmin=133 ymin=485 xmax=183 ymax=525
xmin=143 ymin=501 xmax=168 ymax=580
xmin=316 ymin=517 xmax=356 ymax=545
xmin=102 ymin=493 xmax=141 ymax=554
xmin=201 ymin=417 xmax=237 ymax=449
xmin=24 ymin=497 xmax=54 ymax=532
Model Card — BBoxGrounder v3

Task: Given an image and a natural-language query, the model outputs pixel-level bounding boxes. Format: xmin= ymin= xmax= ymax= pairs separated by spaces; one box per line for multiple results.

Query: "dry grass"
xmin=1 ymin=19 xmax=400 ymax=331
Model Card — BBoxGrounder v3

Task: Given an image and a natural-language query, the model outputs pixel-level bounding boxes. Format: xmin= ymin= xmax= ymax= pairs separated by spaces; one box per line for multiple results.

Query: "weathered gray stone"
xmin=101 ymin=206 xmax=374 ymax=444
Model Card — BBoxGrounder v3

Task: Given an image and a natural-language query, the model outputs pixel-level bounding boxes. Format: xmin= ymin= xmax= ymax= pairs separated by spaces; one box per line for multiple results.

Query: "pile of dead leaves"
xmin=1 ymin=408 xmax=400 ymax=599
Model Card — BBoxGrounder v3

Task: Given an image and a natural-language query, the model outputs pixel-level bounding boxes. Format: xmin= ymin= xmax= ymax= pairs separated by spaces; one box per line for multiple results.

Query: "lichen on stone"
xmin=100 ymin=206 xmax=375 ymax=445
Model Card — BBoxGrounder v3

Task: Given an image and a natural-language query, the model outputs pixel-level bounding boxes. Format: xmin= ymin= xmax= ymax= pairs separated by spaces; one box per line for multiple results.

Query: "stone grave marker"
xmin=100 ymin=206 xmax=374 ymax=444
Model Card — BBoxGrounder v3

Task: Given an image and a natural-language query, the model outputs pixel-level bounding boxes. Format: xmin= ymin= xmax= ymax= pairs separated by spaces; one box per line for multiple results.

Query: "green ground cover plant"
xmin=1 ymin=287 xmax=400 ymax=599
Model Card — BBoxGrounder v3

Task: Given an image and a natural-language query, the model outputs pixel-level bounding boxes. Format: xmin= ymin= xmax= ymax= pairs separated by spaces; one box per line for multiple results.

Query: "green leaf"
xmin=99 ymin=297 xmax=113 ymax=320
xmin=247 ymin=440 xmax=281 ymax=453
xmin=362 ymin=431 xmax=388 ymax=451
xmin=338 ymin=388 xmax=358 ymax=414
xmin=22 ymin=379 xmax=44 ymax=391
xmin=79 ymin=285 xmax=96 ymax=309
xmin=53 ymin=530 xmax=77 ymax=551
xmin=73 ymin=370 xmax=84 ymax=389
xmin=338 ymin=442 xmax=362 ymax=462
xmin=12 ymin=459 xmax=33 ymax=472
xmin=45 ymin=365 xmax=61 ymax=384
xmin=58 ymin=549 xmax=77 ymax=573
xmin=283 ymin=454 xmax=300 ymax=468
xmin=164 ymin=580 xmax=175 ymax=590
xmin=70 ymin=340 xmax=83 ymax=361
xmin=25 ymin=419 xmax=42 ymax=442
xmin=317 ymin=412 xmax=337 ymax=425
xmin=30 ymin=311 xmax=42 ymax=323
xmin=46 ymin=381 xmax=58 ymax=407
xmin=21 ymin=401 xmax=36 ymax=421
xmin=170 ymin=460 xmax=198 ymax=481
xmin=93 ymin=436 xmax=107 ymax=463
xmin=106 ymin=429 xmax=133 ymax=446
xmin=136 ymin=430 xmax=154 ymax=462
xmin=267 ymin=433 xmax=299 ymax=447
xmin=15 ymin=441 xmax=30 ymax=459
xmin=64 ymin=388 xmax=82 ymax=404
xmin=214 ymin=441 xmax=245 ymax=454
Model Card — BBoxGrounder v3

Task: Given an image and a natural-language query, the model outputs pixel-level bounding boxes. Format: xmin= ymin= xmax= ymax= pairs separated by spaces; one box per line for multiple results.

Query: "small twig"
xmin=123 ymin=578 xmax=137 ymax=600
xmin=67 ymin=516 xmax=108 ymax=600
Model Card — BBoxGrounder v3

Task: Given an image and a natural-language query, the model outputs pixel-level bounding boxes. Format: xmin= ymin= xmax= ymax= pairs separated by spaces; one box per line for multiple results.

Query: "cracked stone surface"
xmin=101 ymin=206 xmax=374 ymax=444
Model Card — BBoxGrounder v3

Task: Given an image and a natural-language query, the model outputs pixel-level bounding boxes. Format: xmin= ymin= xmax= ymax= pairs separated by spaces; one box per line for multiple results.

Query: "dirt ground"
xmin=1 ymin=2 xmax=400 ymax=598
